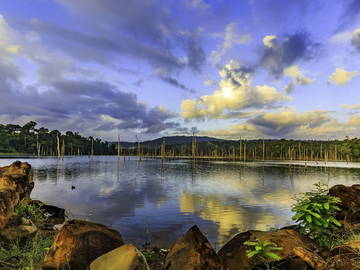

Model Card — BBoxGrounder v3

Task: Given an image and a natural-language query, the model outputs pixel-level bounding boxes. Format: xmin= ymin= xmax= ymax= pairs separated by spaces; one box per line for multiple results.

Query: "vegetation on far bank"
xmin=1 ymin=121 xmax=360 ymax=162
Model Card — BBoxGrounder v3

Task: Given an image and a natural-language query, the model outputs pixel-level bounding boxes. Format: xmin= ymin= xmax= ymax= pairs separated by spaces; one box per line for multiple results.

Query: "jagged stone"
xmin=0 ymin=161 xmax=33 ymax=198
xmin=164 ymin=225 xmax=221 ymax=270
xmin=90 ymin=244 xmax=150 ymax=270
xmin=218 ymin=229 xmax=317 ymax=270
xmin=42 ymin=219 xmax=124 ymax=270
xmin=0 ymin=161 xmax=32 ymax=229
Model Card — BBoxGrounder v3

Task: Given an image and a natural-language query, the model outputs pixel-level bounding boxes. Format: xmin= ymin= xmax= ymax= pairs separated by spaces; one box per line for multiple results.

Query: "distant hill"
xmin=111 ymin=136 xmax=227 ymax=148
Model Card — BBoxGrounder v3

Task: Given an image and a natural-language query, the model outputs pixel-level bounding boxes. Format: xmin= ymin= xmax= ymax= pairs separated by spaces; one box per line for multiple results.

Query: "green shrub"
xmin=292 ymin=182 xmax=342 ymax=247
xmin=244 ymin=240 xmax=283 ymax=261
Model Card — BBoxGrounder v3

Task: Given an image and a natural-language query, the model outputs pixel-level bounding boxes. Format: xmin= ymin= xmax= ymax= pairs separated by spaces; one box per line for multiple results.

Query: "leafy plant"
xmin=244 ymin=240 xmax=283 ymax=262
xmin=292 ymin=182 xmax=342 ymax=247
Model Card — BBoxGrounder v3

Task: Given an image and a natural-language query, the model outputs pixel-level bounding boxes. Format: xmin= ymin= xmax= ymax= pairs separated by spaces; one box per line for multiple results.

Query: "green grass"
xmin=14 ymin=199 xmax=46 ymax=228
xmin=0 ymin=199 xmax=54 ymax=269
xmin=0 ymin=231 xmax=53 ymax=270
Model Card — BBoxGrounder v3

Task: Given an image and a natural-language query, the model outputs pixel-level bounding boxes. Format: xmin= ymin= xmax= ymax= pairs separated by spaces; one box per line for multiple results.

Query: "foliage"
xmin=0 ymin=121 xmax=116 ymax=155
xmin=292 ymin=183 xmax=342 ymax=247
xmin=244 ymin=240 xmax=283 ymax=262
xmin=0 ymin=231 xmax=53 ymax=270
xmin=14 ymin=199 xmax=46 ymax=227
xmin=1 ymin=121 xmax=360 ymax=161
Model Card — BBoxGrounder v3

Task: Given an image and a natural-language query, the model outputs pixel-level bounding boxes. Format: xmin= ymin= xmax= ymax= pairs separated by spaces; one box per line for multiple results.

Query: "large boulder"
xmin=0 ymin=161 xmax=32 ymax=229
xmin=163 ymin=225 xmax=221 ymax=270
xmin=90 ymin=244 xmax=150 ymax=270
xmin=329 ymin=185 xmax=360 ymax=219
xmin=0 ymin=161 xmax=33 ymax=198
xmin=42 ymin=219 xmax=124 ymax=270
xmin=218 ymin=229 xmax=317 ymax=270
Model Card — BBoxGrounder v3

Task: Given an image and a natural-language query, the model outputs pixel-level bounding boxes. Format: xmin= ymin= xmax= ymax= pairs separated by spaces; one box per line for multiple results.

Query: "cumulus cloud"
xmin=263 ymin=35 xmax=277 ymax=48
xmin=0 ymin=78 xmax=178 ymax=136
xmin=249 ymin=110 xmax=333 ymax=137
xmin=181 ymin=60 xmax=290 ymax=120
xmin=349 ymin=114 xmax=360 ymax=126
xmin=284 ymin=65 xmax=313 ymax=94
xmin=260 ymin=32 xmax=320 ymax=77
xmin=210 ymin=22 xmax=251 ymax=64
xmin=200 ymin=110 xmax=359 ymax=140
xmin=329 ymin=68 xmax=359 ymax=86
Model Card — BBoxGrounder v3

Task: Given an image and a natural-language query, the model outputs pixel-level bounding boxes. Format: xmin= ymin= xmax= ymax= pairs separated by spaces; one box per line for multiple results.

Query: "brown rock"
xmin=329 ymin=185 xmax=360 ymax=212
xmin=90 ymin=244 xmax=150 ymax=270
xmin=344 ymin=206 xmax=360 ymax=232
xmin=218 ymin=229 xmax=317 ymax=270
xmin=164 ymin=225 xmax=222 ymax=270
xmin=0 ymin=184 xmax=19 ymax=229
xmin=0 ymin=161 xmax=32 ymax=229
xmin=0 ymin=161 xmax=33 ymax=198
xmin=42 ymin=219 xmax=124 ymax=270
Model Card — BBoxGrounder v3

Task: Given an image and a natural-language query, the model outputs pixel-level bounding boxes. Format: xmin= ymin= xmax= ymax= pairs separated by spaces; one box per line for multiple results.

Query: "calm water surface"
xmin=1 ymin=156 xmax=360 ymax=249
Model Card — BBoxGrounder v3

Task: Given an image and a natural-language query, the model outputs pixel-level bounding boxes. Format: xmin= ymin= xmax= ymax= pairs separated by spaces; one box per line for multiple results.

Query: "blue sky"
xmin=0 ymin=0 xmax=360 ymax=141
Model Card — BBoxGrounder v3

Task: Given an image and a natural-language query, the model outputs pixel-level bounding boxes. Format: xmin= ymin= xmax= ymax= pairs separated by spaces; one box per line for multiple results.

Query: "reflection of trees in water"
xmin=28 ymin=157 xmax=360 ymax=248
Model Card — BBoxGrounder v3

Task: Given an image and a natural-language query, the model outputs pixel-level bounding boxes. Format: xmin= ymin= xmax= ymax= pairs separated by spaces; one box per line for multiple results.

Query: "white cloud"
xmin=284 ymin=65 xmax=313 ymax=94
xmin=181 ymin=60 xmax=290 ymax=120
xmin=0 ymin=15 xmax=21 ymax=56
xmin=199 ymin=110 xmax=359 ymax=140
xmin=341 ymin=104 xmax=360 ymax=110
xmin=262 ymin=35 xmax=277 ymax=48
xmin=210 ymin=22 xmax=251 ymax=64
xmin=349 ymin=114 xmax=360 ymax=126
xmin=329 ymin=68 xmax=359 ymax=86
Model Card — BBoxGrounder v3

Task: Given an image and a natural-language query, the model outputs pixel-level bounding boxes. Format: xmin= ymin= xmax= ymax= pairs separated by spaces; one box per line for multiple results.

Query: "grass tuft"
xmin=0 ymin=231 xmax=53 ymax=270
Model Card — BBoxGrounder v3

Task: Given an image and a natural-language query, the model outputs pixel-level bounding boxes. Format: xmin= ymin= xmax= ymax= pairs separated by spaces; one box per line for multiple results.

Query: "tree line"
xmin=1 ymin=121 xmax=360 ymax=162
xmin=0 ymin=121 xmax=116 ymax=156
xmin=121 ymin=137 xmax=360 ymax=162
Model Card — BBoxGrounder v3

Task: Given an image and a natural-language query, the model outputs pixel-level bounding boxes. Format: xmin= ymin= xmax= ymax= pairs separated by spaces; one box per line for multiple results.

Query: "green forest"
xmin=1 ymin=121 xmax=360 ymax=162
xmin=0 ymin=121 xmax=116 ymax=156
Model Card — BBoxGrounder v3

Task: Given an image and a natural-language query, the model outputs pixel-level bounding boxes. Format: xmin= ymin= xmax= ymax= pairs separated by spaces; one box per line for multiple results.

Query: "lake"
xmin=1 ymin=156 xmax=360 ymax=249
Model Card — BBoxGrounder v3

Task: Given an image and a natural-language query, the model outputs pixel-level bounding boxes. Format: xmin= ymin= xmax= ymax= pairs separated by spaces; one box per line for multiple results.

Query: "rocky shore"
xmin=1 ymin=161 xmax=360 ymax=269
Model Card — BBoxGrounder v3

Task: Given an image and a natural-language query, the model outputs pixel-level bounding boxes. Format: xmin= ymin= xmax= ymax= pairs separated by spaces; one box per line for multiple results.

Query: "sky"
xmin=0 ymin=0 xmax=360 ymax=142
